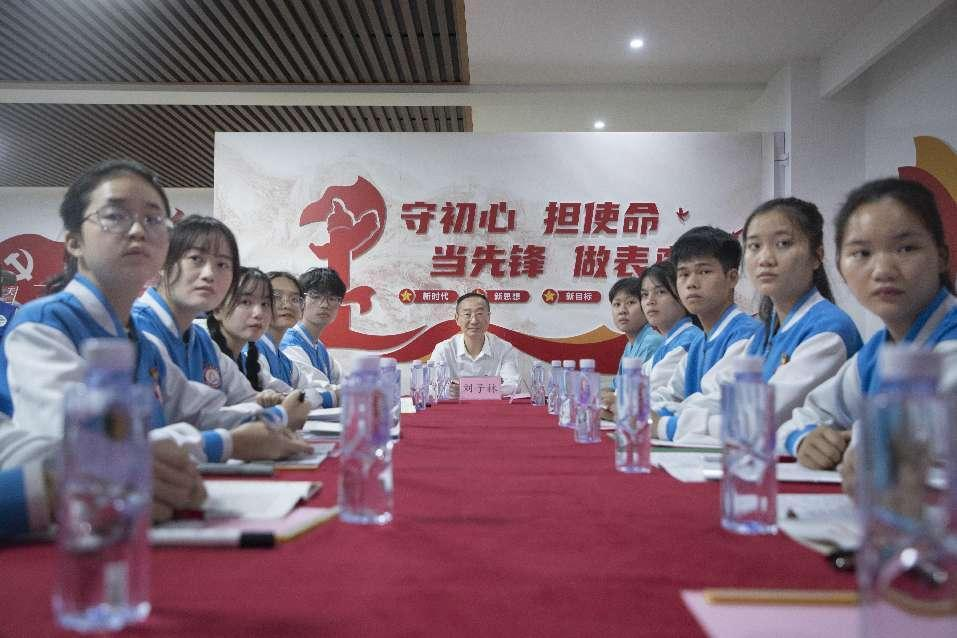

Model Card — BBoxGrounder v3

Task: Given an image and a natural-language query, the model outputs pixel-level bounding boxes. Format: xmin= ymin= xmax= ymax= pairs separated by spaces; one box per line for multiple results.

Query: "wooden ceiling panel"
xmin=0 ymin=0 xmax=468 ymax=84
xmin=0 ymin=103 xmax=472 ymax=187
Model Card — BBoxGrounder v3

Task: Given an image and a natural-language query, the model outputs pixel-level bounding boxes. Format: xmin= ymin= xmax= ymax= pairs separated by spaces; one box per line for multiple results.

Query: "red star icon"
xmin=542 ymin=289 xmax=557 ymax=304
xmin=398 ymin=288 xmax=414 ymax=304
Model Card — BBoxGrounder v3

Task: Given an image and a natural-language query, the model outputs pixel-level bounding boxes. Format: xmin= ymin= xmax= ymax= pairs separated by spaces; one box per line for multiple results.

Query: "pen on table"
xmin=149 ymin=528 xmax=276 ymax=549
xmin=702 ymin=588 xmax=859 ymax=606
xmin=197 ymin=463 xmax=275 ymax=477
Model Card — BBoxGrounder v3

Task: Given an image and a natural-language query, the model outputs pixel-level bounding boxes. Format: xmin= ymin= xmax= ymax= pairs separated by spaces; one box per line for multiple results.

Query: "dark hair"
xmin=206 ymin=267 xmax=273 ymax=392
xmin=161 ymin=215 xmax=241 ymax=303
xmin=455 ymin=291 xmax=490 ymax=312
xmin=743 ymin=198 xmax=834 ymax=328
xmin=607 ymin=277 xmax=642 ymax=303
xmin=47 ymin=159 xmax=170 ymax=293
xmin=670 ymin=226 xmax=742 ymax=273
xmin=267 ymin=270 xmax=304 ymax=297
xmin=299 ymin=267 xmax=346 ymax=298
xmin=1 ymin=270 xmax=16 ymax=287
xmin=836 ymin=178 xmax=954 ymax=293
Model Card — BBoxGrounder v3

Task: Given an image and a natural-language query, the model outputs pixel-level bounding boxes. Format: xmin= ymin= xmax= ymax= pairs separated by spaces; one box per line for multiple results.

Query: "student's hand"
xmin=151 ymin=438 xmax=206 ymax=522
xmin=255 ymin=389 xmax=284 ymax=407
xmin=796 ymin=427 xmax=851 ymax=470
xmin=600 ymin=389 xmax=616 ymax=420
xmin=281 ymin=390 xmax=311 ymax=430
xmin=230 ymin=422 xmax=313 ymax=461
xmin=449 ymin=379 xmax=460 ymax=399
xmin=839 ymin=446 xmax=857 ymax=500
xmin=330 ymin=388 xmax=339 ymax=408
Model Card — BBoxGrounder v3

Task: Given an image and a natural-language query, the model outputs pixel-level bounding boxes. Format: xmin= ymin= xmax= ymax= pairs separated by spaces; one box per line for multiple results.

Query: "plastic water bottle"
xmin=339 ymin=356 xmax=393 ymax=525
xmin=426 ymin=361 xmax=438 ymax=406
xmin=530 ymin=362 xmax=547 ymax=406
xmin=574 ymin=359 xmax=600 ymax=443
xmin=858 ymin=346 xmax=955 ymax=636
xmin=546 ymin=360 xmax=561 ymax=415
xmin=54 ymin=339 xmax=153 ymax=632
xmin=558 ymin=360 xmax=576 ymax=428
xmin=410 ymin=360 xmax=428 ymax=411
xmin=615 ymin=357 xmax=651 ymax=472
xmin=720 ymin=355 xmax=776 ymax=535
xmin=378 ymin=357 xmax=401 ymax=437
xmin=434 ymin=361 xmax=450 ymax=401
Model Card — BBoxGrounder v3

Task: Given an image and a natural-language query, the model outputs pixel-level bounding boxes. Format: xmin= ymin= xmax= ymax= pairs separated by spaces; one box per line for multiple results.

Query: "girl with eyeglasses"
xmin=0 ymin=161 xmax=310 ymax=536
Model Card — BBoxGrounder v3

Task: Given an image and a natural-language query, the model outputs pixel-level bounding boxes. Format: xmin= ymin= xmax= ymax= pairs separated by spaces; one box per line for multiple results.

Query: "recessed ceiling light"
xmin=593 ymin=120 xmax=606 ymax=130
xmin=629 ymin=38 xmax=644 ymax=49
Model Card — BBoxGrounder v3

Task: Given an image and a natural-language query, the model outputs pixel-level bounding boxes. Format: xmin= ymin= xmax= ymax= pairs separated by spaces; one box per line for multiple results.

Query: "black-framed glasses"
xmin=82 ymin=206 xmax=173 ymax=236
xmin=272 ymin=291 xmax=305 ymax=307
xmin=304 ymin=292 xmax=342 ymax=307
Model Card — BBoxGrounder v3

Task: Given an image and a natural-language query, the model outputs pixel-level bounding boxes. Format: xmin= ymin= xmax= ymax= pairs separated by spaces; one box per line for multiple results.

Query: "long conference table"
xmin=1 ymin=402 xmax=854 ymax=637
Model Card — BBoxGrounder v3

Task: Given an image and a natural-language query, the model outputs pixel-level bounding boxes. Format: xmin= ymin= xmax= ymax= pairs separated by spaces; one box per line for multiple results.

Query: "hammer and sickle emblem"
xmin=4 ymin=249 xmax=34 ymax=281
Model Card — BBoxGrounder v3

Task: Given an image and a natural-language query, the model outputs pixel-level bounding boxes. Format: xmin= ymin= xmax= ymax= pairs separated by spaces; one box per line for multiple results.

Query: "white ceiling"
xmin=465 ymin=0 xmax=884 ymax=85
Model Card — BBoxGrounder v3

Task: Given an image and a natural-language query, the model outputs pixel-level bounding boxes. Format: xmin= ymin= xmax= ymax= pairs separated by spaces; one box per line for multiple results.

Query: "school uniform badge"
xmin=203 ymin=363 xmax=222 ymax=389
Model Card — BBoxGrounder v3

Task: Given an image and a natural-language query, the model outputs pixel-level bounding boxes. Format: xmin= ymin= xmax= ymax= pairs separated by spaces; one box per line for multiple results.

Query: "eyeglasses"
xmin=458 ymin=311 xmax=489 ymax=321
xmin=304 ymin=292 xmax=342 ymax=307
xmin=83 ymin=206 xmax=172 ymax=236
xmin=272 ymin=291 xmax=305 ymax=307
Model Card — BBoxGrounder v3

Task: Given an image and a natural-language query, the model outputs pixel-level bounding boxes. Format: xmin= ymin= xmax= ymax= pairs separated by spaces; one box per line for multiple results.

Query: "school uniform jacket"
xmin=651 ymin=304 xmax=760 ymax=438
xmin=663 ymin=290 xmax=863 ymax=443
xmin=777 ymin=288 xmax=957 ymax=456
xmin=642 ymin=316 xmax=702 ymax=395
xmin=249 ymin=336 xmax=335 ymax=408
xmin=0 ymin=276 xmax=269 ymax=465
xmin=612 ymin=323 xmax=664 ymax=390
xmin=280 ymin=323 xmax=342 ymax=391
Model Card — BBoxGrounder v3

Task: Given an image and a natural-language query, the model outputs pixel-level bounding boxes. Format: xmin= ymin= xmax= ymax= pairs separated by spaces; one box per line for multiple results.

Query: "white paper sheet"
xmin=655 ymin=453 xmax=842 ymax=484
xmin=202 ymin=480 xmax=320 ymax=520
xmin=777 ymin=493 xmax=862 ymax=552
xmin=307 ymin=407 xmax=342 ymax=422
xmin=400 ymin=397 xmax=416 ymax=413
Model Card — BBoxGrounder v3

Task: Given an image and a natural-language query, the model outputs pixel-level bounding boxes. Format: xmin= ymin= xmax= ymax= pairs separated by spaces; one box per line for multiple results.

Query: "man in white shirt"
xmin=429 ymin=293 xmax=522 ymax=397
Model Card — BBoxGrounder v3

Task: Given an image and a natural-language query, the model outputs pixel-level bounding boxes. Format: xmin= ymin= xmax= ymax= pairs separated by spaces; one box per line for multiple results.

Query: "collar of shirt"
xmin=453 ymin=332 xmax=493 ymax=362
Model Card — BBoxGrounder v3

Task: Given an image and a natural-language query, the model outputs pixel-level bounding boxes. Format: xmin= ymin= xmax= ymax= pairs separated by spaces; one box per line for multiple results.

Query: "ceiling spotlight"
xmin=629 ymin=38 xmax=644 ymax=49
xmin=593 ymin=120 xmax=606 ymax=130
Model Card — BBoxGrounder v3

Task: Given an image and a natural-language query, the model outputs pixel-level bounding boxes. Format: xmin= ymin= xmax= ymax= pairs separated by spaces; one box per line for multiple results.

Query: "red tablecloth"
xmin=0 ymin=403 xmax=853 ymax=637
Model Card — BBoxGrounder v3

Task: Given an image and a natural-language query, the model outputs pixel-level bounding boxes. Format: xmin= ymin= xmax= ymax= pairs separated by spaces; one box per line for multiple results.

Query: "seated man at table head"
xmin=429 ymin=292 xmax=521 ymax=397
xmin=279 ymin=267 xmax=345 ymax=401
xmin=650 ymin=225 xmax=759 ymax=432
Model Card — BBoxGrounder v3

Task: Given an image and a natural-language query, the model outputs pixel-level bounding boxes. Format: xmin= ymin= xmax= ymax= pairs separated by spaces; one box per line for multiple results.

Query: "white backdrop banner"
xmin=214 ymin=132 xmax=763 ymax=371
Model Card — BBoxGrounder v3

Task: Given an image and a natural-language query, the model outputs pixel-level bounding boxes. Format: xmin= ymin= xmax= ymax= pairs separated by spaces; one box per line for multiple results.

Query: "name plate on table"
xmin=458 ymin=377 xmax=502 ymax=401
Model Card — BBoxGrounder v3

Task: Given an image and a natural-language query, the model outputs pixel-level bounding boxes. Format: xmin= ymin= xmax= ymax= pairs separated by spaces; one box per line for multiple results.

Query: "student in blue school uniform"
xmin=132 ymin=216 xmax=309 ymax=427
xmin=638 ymin=261 xmax=702 ymax=393
xmin=650 ymin=226 xmax=760 ymax=438
xmin=0 ymin=161 xmax=309 ymax=537
xmin=779 ymin=179 xmax=957 ymax=472
xmin=206 ymin=267 xmax=335 ymax=409
xmin=280 ymin=267 xmax=346 ymax=402
xmin=653 ymin=198 xmax=863 ymax=442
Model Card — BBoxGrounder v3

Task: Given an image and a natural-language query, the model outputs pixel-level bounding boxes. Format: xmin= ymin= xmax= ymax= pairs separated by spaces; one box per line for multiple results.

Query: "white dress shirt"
xmin=429 ymin=332 xmax=522 ymax=395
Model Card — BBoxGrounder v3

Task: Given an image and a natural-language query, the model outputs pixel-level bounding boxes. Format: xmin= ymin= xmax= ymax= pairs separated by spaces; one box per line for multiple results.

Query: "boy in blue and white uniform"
xmin=657 ymin=198 xmax=863 ymax=443
xmin=280 ymin=268 xmax=346 ymax=400
xmin=650 ymin=226 xmax=760 ymax=440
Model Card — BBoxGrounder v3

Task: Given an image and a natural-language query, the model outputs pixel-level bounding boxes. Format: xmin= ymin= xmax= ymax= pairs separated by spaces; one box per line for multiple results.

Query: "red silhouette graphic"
xmin=300 ymin=177 xmax=422 ymax=349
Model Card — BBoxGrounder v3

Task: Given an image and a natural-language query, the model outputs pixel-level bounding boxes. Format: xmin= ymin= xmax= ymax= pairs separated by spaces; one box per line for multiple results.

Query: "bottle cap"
xmin=355 ymin=355 xmax=381 ymax=372
xmin=533 ymin=360 xmax=545 ymax=368
xmin=411 ymin=360 xmax=423 ymax=368
xmin=879 ymin=344 xmax=940 ymax=381
xmin=80 ymin=338 xmax=134 ymax=372
xmin=427 ymin=360 xmax=437 ymax=367
xmin=551 ymin=360 xmax=562 ymax=367
xmin=379 ymin=357 xmax=397 ymax=369
xmin=579 ymin=359 xmax=595 ymax=369
xmin=562 ymin=360 xmax=576 ymax=368
xmin=734 ymin=355 xmax=763 ymax=377
xmin=621 ymin=357 xmax=642 ymax=370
